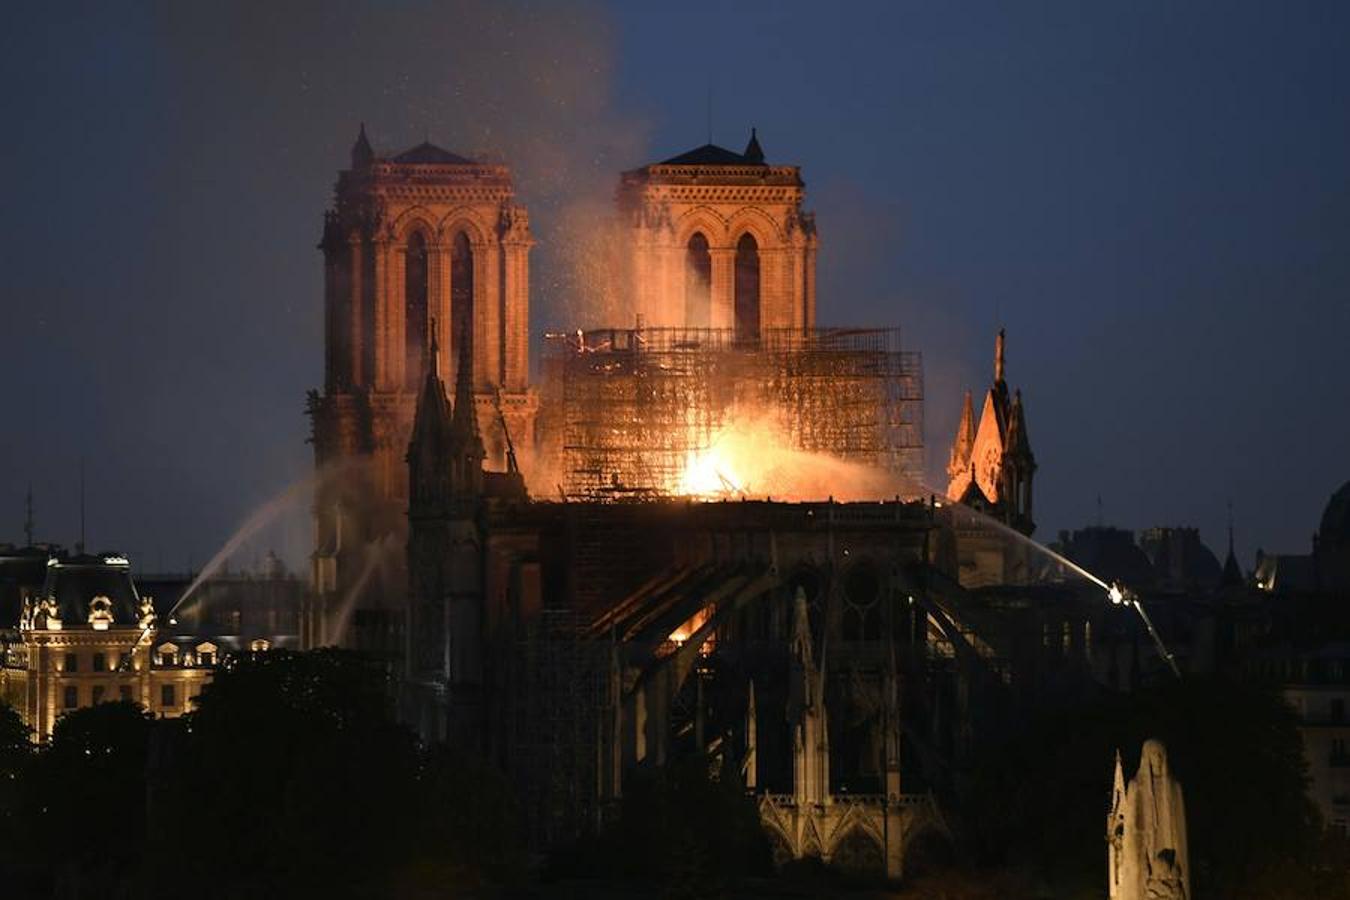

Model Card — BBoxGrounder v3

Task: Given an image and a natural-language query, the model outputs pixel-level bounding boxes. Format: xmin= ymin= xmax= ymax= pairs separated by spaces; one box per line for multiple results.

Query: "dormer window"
xmin=157 ymin=643 xmax=179 ymax=667
xmin=88 ymin=595 xmax=114 ymax=631
xmin=196 ymin=642 xmax=218 ymax=667
xmin=249 ymin=639 xmax=270 ymax=653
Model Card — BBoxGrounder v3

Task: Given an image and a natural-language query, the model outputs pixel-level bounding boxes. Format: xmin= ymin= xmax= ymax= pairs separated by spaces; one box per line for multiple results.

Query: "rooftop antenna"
xmin=78 ymin=457 xmax=86 ymax=554
xmin=706 ymin=80 xmax=713 ymax=145
xmin=1227 ymin=499 xmax=1235 ymax=555
xmin=23 ymin=483 xmax=34 ymax=546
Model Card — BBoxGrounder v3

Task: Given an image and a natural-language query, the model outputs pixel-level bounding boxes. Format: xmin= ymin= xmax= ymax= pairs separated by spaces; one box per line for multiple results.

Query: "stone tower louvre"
xmin=307 ymin=126 xmax=536 ymax=652
xmin=618 ymin=129 xmax=817 ymax=338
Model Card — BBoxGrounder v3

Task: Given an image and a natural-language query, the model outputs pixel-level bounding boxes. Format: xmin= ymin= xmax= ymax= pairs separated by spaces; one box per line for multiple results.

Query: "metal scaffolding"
xmin=540 ymin=326 xmax=924 ymax=500
xmin=511 ymin=607 xmax=607 ymax=848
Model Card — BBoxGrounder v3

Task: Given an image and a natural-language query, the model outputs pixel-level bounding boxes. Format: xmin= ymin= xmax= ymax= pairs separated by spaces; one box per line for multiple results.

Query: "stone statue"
xmin=31 ymin=597 xmax=61 ymax=631
xmin=1108 ymin=739 xmax=1189 ymax=900
xmin=138 ymin=596 xmax=157 ymax=630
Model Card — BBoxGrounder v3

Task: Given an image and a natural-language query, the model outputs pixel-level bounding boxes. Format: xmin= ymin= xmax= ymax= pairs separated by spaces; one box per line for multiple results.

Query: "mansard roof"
xmin=391 ymin=142 xmax=477 ymax=165
xmin=42 ymin=554 xmax=142 ymax=627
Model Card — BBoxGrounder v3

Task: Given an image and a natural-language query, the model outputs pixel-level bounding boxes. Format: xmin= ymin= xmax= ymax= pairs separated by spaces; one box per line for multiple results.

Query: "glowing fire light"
xmin=678 ymin=447 xmax=744 ymax=498
xmin=668 ymin=606 xmax=715 ymax=655
xmin=672 ymin=414 xmax=911 ymax=503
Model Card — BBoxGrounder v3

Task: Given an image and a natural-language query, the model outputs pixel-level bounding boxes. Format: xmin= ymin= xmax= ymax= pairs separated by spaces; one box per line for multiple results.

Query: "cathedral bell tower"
xmin=307 ymin=125 xmax=536 ymax=655
xmin=617 ymin=128 xmax=818 ymax=338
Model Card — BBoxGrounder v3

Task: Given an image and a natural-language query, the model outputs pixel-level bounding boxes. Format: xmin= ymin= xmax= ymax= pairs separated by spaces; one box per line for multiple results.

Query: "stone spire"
xmin=450 ymin=332 xmax=484 ymax=456
xmin=789 ymin=587 xmax=829 ymax=807
xmin=407 ymin=322 xmax=453 ymax=514
xmin=351 ymin=122 xmax=374 ymax=169
xmin=743 ymin=127 xmax=765 ymax=164
xmin=948 ymin=390 xmax=976 ymax=483
xmin=447 ymin=320 xmax=485 ymax=499
xmin=991 ymin=328 xmax=1011 ymax=428
xmin=1006 ymin=389 xmax=1033 ymax=463
xmin=994 ymin=327 xmax=1006 ymax=384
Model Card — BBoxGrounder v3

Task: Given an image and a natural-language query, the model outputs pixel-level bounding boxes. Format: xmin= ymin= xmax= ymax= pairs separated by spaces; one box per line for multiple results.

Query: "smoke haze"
xmin=2 ymin=1 xmax=1348 ymax=574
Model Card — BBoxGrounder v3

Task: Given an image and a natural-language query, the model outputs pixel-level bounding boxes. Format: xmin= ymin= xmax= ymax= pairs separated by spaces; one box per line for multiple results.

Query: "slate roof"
xmin=391 ymin=142 xmax=477 ymax=165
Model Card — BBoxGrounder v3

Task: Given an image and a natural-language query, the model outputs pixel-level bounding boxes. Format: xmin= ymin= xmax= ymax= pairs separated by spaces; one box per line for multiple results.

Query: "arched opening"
xmin=734 ymin=233 xmax=760 ymax=343
xmin=404 ymin=232 xmax=429 ymax=389
xmin=450 ymin=232 xmax=474 ymax=382
xmin=844 ymin=564 xmax=882 ymax=642
xmin=685 ymin=232 xmax=711 ymax=327
xmin=831 ymin=828 xmax=885 ymax=880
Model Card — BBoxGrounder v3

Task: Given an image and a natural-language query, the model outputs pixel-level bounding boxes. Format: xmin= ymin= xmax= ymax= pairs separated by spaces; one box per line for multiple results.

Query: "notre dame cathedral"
xmin=304 ymin=125 xmax=1045 ymax=878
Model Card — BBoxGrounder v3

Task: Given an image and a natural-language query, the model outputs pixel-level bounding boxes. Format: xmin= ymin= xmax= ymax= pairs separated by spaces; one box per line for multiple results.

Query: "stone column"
xmin=762 ymin=248 xmax=784 ymax=331
xmin=660 ymin=243 xmax=683 ymax=328
xmin=787 ymin=242 xmax=805 ymax=334
xmin=372 ymin=238 xmax=391 ymax=391
xmin=502 ymin=237 xmax=531 ymax=391
xmin=391 ymin=245 xmax=407 ymax=390
xmin=478 ymin=242 xmax=501 ymax=390
xmin=710 ymin=247 xmax=736 ymax=331
xmin=804 ymin=237 xmax=818 ymax=330
xmin=323 ymin=246 xmax=338 ymax=391
xmin=631 ymin=231 xmax=653 ymax=327
xmin=435 ymin=244 xmax=452 ymax=365
xmin=348 ymin=236 xmax=365 ymax=386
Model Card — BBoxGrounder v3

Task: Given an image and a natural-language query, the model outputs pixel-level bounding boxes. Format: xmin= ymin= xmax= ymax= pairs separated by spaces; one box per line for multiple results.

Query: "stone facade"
xmin=0 ymin=556 xmax=215 ymax=738
xmin=617 ymin=131 xmax=818 ymax=336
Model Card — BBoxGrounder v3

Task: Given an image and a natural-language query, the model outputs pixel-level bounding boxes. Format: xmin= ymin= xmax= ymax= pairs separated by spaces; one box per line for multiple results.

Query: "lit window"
xmin=62 ymin=685 xmax=77 ymax=709
xmin=161 ymin=684 xmax=176 ymax=708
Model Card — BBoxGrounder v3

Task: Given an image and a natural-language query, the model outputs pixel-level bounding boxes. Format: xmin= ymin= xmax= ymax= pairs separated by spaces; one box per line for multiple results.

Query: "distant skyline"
xmin=2 ymin=1 xmax=1347 ymax=572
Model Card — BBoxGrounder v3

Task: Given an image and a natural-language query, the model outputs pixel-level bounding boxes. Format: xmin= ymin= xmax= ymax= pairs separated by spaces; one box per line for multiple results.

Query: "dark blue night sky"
xmin=2 ymin=1 xmax=1347 ymax=572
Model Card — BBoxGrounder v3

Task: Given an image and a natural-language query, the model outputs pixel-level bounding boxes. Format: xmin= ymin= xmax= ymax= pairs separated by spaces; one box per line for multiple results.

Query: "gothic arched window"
xmin=844 ymin=564 xmax=882 ymax=641
xmin=451 ymin=232 xmax=474 ymax=382
xmin=685 ymin=233 xmax=711 ymax=328
xmin=404 ymin=231 xmax=429 ymax=389
xmin=734 ymin=233 xmax=760 ymax=343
